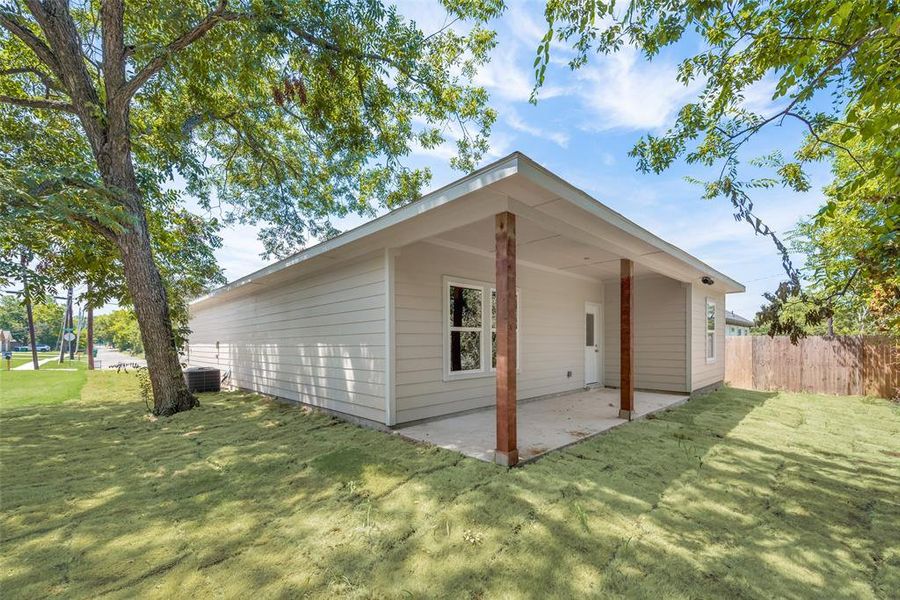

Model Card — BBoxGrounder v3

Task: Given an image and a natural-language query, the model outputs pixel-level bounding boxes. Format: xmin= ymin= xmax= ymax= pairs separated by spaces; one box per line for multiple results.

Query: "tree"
xmin=532 ymin=0 xmax=899 ymax=339
xmin=1 ymin=0 xmax=501 ymax=415
xmin=0 ymin=293 xmax=63 ymax=347
xmin=94 ymin=308 xmax=143 ymax=354
xmin=778 ymin=137 xmax=898 ymax=337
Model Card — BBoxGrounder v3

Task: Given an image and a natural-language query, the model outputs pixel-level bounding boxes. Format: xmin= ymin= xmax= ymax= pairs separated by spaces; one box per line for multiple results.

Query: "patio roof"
xmin=193 ymin=152 xmax=744 ymax=308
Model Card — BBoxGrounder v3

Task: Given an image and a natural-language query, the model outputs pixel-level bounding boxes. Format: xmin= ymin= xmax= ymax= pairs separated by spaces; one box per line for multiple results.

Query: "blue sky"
xmin=206 ymin=1 xmax=831 ymax=321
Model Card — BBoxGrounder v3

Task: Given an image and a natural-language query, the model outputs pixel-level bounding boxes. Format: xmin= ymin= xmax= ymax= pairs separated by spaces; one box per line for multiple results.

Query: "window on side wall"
xmin=706 ymin=298 xmax=716 ymax=363
xmin=448 ymin=283 xmax=483 ymax=374
xmin=445 ymin=278 xmax=519 ymax=380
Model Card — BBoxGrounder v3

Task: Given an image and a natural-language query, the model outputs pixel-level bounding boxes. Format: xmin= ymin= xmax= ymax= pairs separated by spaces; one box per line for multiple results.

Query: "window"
xmin=706 ymin=298 xmax=716 ymax=362
xmin=585 ymin=312 xmax=595 ymax=347
xmin=448 ymin=283 xmax=483 ymax=373
xmin=445 ymin=278 xmax=519 ymax=379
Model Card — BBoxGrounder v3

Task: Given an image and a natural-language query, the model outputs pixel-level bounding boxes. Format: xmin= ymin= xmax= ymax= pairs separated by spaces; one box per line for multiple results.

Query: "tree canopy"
xmin=0 ymin=294 xmax=63 ymax=347
xmin=1 ymin=0 xmax=503 ymax=414
xmin=534 ymin=0 xmax=899 ymax=338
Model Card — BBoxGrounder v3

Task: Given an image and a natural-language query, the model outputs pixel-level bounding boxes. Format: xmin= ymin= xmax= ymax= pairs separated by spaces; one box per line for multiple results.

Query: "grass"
xmin=2 ymin=352 xmax=59 ymax=370
xmin=1 ymin=377 xmax=898 ymax=599
xmin=0 ymin=361 xmax=89 ymax=409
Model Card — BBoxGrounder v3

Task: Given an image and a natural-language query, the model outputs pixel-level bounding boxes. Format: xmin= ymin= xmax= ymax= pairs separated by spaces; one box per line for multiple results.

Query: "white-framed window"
xmin=443 ymin=276 xmax=519 ymax=380
xmin=706 ymin=297 xmax=716 ymax=363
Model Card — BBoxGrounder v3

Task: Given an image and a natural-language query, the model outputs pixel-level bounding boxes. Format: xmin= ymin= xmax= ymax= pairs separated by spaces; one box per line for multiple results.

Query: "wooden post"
xmin=619 ymin=258 xmax=634 ymax=419
xmin=495 ymin=212 xmax=518 ymax=466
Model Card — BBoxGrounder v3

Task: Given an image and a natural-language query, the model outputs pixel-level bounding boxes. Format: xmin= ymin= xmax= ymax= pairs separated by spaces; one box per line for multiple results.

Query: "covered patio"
xmin=397 ymin=388 xmax=688 ymax=462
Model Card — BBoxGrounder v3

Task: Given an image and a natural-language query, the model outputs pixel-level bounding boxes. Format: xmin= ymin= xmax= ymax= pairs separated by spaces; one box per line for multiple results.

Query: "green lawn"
xmin=3 ymin=352 xmax=60 ymax=370
xmin=1 ymin=376 xmax=897 ymax=599
xmin=0 ymin=356 xmax=92 ymax=408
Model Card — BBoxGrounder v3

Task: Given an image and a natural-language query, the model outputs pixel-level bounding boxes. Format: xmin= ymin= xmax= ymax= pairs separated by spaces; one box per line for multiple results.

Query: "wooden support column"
xmin=495 ymin=212 xmax=518 ymax=466
xmin=620 ymin=258 xmax=635 ymax=420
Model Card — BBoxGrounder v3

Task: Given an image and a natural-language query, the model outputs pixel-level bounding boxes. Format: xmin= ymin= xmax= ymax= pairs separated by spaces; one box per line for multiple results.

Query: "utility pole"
xmin=73 ymin=303 xmax=83 ymax=360
xmin=59 ymin=287 xmax=73 ymax=364
xmin=69 ymin=302 xmax=78 ymax=360
xmin=20 ymin=254 xmax=39 ymax=370
xmin=87 ymin=284 xmax=94 ymax=370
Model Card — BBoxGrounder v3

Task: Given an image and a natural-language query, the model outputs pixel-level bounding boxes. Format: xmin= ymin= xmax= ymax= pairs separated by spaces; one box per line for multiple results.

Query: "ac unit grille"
xmin=183 ymin=367 xmax=221 ymax=393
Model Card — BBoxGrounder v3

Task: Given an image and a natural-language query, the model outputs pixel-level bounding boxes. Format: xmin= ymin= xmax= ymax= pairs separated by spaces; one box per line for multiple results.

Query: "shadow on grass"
xmin=1 ymin=386 xmax=897 ymax=598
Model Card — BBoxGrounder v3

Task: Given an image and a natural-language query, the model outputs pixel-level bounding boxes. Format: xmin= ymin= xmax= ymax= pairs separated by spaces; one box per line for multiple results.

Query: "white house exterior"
xmin=187 ymin=152 xmax=744 ymax=465
xmin=726 ymin=310 xmax=753 ymax=336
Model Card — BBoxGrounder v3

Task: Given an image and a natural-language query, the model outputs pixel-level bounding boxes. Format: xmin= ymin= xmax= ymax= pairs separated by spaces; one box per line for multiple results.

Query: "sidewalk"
xmin=12 ymin=358 xmax=56 ymax=371
xmin=97 ymin=347 xmax=147 ymax=368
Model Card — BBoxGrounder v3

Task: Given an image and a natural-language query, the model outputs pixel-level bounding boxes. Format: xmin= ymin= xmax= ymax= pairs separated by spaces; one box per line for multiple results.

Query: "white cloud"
xmin=574 ymin=46 xmax=700 ymax=131
xmin=474 ymin=41 xmax=570 ymax=103
xmin=738 ymin=75 xmax=788 ymax=116
xmin=409 ymin=138 xmax=458 ymax=162
xmin=213 ymin=223 xmax=268 ymax=280
xmin=505 ymin=109 xmax=569 ymax=147
xmin=485 ymin=130 xmax=514 ymax=158
xmin=473 ymin=43 xmax=535 ymax=103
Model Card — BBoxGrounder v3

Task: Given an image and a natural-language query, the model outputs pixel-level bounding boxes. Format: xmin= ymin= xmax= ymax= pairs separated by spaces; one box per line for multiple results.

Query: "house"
xmin=726 ymin=310 xmax=753 ymax=336
xmin=187 ymin=152 xmax=744 ymax=465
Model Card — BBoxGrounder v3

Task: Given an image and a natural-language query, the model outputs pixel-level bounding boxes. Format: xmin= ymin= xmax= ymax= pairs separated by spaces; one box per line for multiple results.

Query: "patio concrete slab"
xmin=396 ymin=388 xmax=688 ymax=463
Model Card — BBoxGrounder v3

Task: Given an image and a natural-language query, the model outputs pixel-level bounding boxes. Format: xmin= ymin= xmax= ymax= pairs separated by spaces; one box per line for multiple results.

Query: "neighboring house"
xmin=726 ymin=310 xmax=754 ymax=336
xmin=188 ymin=152 xmax=744 ymax=465
xmin=0 ymin=330 xmax=13 ymax=353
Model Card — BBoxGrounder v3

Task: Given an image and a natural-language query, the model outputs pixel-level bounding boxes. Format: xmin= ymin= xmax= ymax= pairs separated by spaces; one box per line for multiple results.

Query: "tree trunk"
xmin=21 ymin=255 xmax=39 ymax=370
xmin=116 ymin=219 xmax=197 ymax=416
xmin=17 ymin=0 xmax=195 ymax=415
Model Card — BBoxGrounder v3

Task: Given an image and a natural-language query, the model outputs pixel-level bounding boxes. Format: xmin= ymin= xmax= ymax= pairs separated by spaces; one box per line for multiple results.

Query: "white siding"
xmin=187 ymin=253 xmax=386 ymax=422
xmin=603 ymin=275 xmax=689 ymax=392
xmin=690 ymin=284 xmax=726 ymax=391
xmin=394 ymin=242 xmax=602 ymax=423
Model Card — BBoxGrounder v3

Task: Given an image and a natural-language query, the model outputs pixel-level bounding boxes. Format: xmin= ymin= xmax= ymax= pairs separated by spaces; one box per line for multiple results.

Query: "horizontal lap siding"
xmin=604 ymin=275 xmax=688 ymax=392
xmin=187 ymin=254 xmax=386 ymax=422
xmin=394 ymin=242 xmax=602 ymax=423
xmin=691 ymin=284 xmax=726 ymax=391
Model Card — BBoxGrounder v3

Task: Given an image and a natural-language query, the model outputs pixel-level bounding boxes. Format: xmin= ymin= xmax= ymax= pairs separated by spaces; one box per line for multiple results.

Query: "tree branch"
xmin=21 ymin=0 xmax=105 ymax=140
xmin=785 ymin=111 xmax=865 ymax=169
xmin=0 ymin=11 xmax=64 ymax=80
xmin=100 ymin=0 xmax=127 ymax=102
xmin=0 ymin=94 xmax=76 ymax=112
xmin=120 ymin=0 xmax=240 ymax=101
xmin=0 ymin=66 xmax=64 ymax=93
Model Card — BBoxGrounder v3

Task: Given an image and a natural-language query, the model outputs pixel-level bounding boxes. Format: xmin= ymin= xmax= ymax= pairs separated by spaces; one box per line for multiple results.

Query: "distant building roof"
xmin=725 ymin=310 xmax=754 ymax=328
xmin=0 ymin=330 xmax=13 ymax=342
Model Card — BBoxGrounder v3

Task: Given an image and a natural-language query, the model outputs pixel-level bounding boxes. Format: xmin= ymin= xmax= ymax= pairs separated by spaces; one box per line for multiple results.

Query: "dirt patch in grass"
xmin=1 ymin=385 xmax=898 ymax=598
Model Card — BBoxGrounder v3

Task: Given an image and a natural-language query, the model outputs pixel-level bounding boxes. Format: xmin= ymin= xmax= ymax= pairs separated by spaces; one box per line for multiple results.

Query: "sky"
xmin=201 ymin=1 xmax=830 ymax=322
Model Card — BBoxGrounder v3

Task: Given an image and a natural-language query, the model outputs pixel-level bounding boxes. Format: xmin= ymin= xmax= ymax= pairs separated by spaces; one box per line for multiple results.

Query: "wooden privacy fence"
xmin=725 ymin=335 xmax=899 ymax=399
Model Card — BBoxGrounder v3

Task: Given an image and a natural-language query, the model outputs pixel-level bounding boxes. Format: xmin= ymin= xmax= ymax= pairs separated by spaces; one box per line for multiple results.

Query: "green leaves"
xmin=531 ymin=0 xmax=899 ymax=338
xmin=2 ymin=0 xmax=501 ymax=262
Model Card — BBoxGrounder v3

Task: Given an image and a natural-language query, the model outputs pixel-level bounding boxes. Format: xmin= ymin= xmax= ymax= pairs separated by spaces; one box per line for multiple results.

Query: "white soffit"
xmin=193 ymin=152 xmax=743 ymax=307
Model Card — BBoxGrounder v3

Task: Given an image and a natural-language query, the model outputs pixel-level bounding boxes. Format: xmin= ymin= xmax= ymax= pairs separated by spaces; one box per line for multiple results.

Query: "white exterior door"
xmin=584 ymin=303 xmax=601 ymax=385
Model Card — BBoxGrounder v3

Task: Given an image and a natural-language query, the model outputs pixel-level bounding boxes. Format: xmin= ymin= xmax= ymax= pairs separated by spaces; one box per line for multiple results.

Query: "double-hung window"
xmin=445 ymin=277 xmax=519 ymax=380
xmin=706 ymin=297 xmax=716 ymax=363
xmin=447 ymin=282 xmax=483 ymax=374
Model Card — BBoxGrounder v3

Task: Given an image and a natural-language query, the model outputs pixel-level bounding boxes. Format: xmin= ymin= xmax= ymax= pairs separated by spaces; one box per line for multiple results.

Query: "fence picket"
xmin=725 ymin=335 xmax=898 ymax=399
